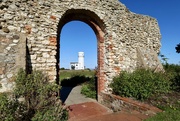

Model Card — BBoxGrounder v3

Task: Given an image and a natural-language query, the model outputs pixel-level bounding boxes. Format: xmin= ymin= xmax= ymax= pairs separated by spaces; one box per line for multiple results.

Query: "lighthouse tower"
xmin=78 ymin=52 xmax=84 ymax=70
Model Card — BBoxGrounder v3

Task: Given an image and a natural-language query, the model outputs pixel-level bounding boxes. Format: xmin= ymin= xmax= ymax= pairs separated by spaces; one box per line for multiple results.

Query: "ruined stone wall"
xmin=0 ymin=0 xmax=162 ymax=93
xmin=0 ymin=30 xmax=26 ymax=92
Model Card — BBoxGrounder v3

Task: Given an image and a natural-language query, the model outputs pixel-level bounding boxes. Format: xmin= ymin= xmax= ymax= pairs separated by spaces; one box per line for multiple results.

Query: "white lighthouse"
xmin=70 ymin=52 xmax=85 ymax=70
xmin=78 ymin=52 xmax=84 ymax=70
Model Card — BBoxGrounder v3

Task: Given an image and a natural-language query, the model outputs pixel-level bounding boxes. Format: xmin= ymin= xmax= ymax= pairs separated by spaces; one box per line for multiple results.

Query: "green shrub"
xmin=0 ymin=92 xmax=28 ymax=121
xmin=110 ymin=69 xmax=171 ymax=100
xmin=32 ymin=102 xmax=68 ymax=121
xmin=163 ymin=64 xmax=180 ymax=91
xmin=0 ymin=93 xmax=16 ymax=121
xmin=14 ymin=69 xmax=60 ymax=110
xmin=81 ymin=77 xmax=96 ymax=99
xmin=0 ymin=69 xmax=68 ymax=121
xmin=163 ymin=63 xmax=180 ymax=73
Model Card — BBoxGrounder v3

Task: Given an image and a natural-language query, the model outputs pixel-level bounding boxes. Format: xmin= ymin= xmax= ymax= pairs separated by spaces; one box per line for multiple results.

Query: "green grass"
xmin=144 ymin=92 xmax=180 ymax=121
xmin=145 ymin=108 xmax=180 ymax=121
xmin=59 ymin=70 xmax=97 ymax=98
xmin=59 ymin=70 xmax=95 ymax=81
xmin=81 ymin=77 xmax=97 ymax=99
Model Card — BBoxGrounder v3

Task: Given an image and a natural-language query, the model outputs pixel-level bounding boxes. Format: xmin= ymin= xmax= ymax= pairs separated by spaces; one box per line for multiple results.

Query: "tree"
xmin=60 ymin=67 xmax=65 ymax=70
xmin=175 ymin=43 xmax=180 ymax=53
xmin=71 ymin=65 xmax=75 ymax=70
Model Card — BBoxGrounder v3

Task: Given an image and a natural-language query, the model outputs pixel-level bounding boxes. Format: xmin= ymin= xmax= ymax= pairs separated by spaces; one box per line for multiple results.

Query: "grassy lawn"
xmin=59 ymin=70 xmax=96 ymax=87
xmin=59 ymin=70 xmax=95 ymax=81
xmin=145 ymin=108 xmax=180 ymax=121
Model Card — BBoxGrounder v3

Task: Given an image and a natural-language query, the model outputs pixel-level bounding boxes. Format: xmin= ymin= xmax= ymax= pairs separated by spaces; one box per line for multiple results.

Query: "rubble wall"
xmin=0 ymin=0 xmax=162 ymax=93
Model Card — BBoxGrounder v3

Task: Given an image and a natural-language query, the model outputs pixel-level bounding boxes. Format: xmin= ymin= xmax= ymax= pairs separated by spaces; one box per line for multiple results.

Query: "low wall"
xmin=100 ymin=92 xmax=162 ymax=116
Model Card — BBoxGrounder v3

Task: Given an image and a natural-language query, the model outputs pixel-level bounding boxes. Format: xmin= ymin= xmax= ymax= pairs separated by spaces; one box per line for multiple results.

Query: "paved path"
xmin=60 ymin=85 xmax=95 ymax=106
xmin=68 ymin=101 xmax=150 ymax=121
xmin=60 ymin=85 xmax=151 ymax=121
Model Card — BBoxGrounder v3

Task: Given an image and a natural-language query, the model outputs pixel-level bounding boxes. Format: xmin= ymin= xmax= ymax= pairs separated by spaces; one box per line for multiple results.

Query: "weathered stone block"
xmin=0 ymin=67 xmax=5 ymax=75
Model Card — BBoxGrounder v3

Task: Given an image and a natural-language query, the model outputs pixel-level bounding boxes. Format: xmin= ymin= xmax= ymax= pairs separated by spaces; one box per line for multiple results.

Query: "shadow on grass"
xmin=60 ymin=75 xmax=92 ymax=103
xmin=61 ymin=75 xmax=92 ymax=87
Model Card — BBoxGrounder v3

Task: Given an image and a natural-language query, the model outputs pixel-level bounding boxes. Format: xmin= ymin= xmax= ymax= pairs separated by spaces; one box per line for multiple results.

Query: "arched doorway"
xmin=57 ymin=9 xmax=105 ymax=99
xmin=60 ymin=21 xmax=97 ymax=70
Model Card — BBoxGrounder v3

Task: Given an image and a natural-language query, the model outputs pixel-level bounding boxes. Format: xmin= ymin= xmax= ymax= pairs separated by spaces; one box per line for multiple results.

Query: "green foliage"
xmin=14 ymin=69 xmax=60 ymax=110
xmin=32 ymin=102 xmax=68 ymax=121
xmin=159 ymin=53 xmax=169 ymax=64
xmin=147 ymin=91 xmax=180 ymax=111
xmin=60 ymin=70 xmax=96 ymax=99
xmin=81 ymin=77 xmax=96 ymax=99
xmin=171 ymin=73 xmax=180 ymax=91
xmin=61 ymin=75 xmax=92 ymax=87
xmin=0 ymin=92 xmax=28 ymax=121
xmin=144 ymin=64 xmax=180 ymax=121
xmin=71 ymin=65 xmax=75 ymax=70
xmin=110 ymin=69 xmax=171 ymax=100
xmin=175 ymin=43 xmax=180 ymax=53
xmin=0 ymin=68 xmax=68 ymax=121
xmin=0 ymin=93 xmax=16 ymax=121
xmin=60 ymin=67 xmax=65 ymax=70
xmin=60 ymin=70 xmax=95 ymax=81
xmin=163 ymin=64 xmax=180 ymax=91
xmin=144 ymin=108 xmax=180 ymax=121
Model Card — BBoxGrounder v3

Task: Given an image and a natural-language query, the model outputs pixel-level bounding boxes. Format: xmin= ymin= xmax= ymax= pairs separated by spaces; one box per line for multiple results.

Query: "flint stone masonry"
xmin=0 ymin=0 xmax=163 ymax=97
xmin=0 ymin=31 xmax=26 ymax=93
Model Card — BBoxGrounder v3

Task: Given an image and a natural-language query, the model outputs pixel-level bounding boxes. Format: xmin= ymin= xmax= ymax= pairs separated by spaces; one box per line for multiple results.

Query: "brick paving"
xmin=68 ymin=102 xmax=150 ymax=121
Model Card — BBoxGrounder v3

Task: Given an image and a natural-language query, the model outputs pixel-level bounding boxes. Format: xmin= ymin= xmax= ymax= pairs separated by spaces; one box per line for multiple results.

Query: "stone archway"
xmin=0 ymin=0 xmax=163 ymax=98
xmin=57 ymin=9 xmax=106 ymax=97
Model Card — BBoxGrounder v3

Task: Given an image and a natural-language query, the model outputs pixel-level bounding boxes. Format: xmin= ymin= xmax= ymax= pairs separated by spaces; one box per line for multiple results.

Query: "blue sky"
xmin=120 ymin=0 xmax=180 ymax=64
xmin=60 ymin=21 xmax=97 ymax=69
xmin=60 ymin=0 xmax=180 ymax=69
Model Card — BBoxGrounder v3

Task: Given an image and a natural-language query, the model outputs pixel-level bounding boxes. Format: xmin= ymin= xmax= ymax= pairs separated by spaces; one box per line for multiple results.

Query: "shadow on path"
xmin=60 ymin=75 xmax=92 ymax=104
xmin=60 ymin=87 xmax=74 ymax=103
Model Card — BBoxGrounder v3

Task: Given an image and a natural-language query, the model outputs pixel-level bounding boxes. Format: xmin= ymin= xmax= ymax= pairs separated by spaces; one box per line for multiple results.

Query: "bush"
xmin=110 ymin=69 xmax=171 ymax=100
xmin=0 ymin=93 xmax=17 ymax=121
xmin=81 ymin=77 xmax=97 ymax=99
xmin=0 ymin=69 xmax=68 ymax=121
xmin=32 ymin=104 xmax=68 ymax=121
xmin=0 ymin=93 xmax=28 ymax=121
xmin=163 ymin=64 xmax=180 ymax=91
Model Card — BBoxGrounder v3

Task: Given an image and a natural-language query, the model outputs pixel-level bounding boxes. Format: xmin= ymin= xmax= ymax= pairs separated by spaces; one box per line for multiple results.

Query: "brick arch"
xmin=57 ymin=9 xmax=106 ymax=96
xmin=0 ymin=0 xmax=162 ymax=96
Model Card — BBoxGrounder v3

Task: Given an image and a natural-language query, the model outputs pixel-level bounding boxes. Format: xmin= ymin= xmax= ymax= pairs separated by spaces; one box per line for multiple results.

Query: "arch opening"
xmin=57 ymin=9 xmax=106 ymax=100
xmin=60 ymin=21 xmax=97 ymax=70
